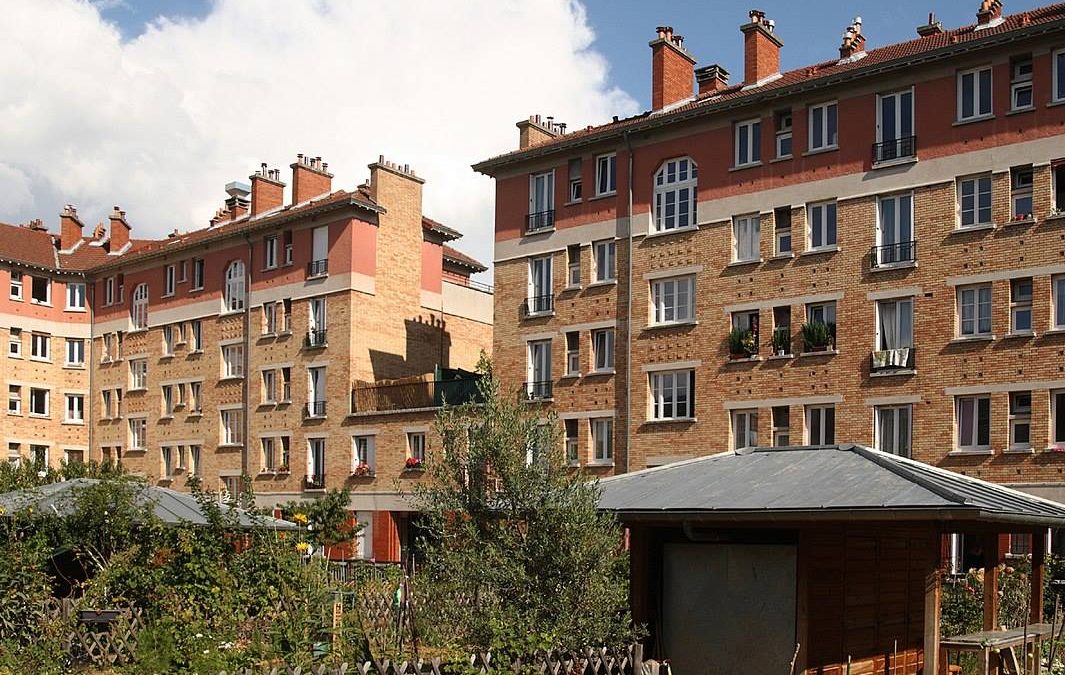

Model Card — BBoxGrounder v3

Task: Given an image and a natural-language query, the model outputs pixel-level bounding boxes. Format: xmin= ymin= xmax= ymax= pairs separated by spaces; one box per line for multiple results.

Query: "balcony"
xmin=870 ymin=241 xmax=917 ymax=269
xmin=871 ymin=347 xmax=915 ymax=374
xmin=523 ymin=380 xmax=553 ymax=402
xmin=307 ymin=259 xmax=328 ymax=277
xmin=305 ymin=328 xmax=327 ymax=348
xmin=872 ymin=136 xmax=917 ymax=165
xmin=525 ymin=210 xmax=555 ymax=234
xmin=351 ymin=369 xmax=483 ymax=414
xmin=304 ymin=473 xmax=326 ymax=490
xmin=305 ymin=400 xmax=327 ymax=418
xmin=522 ymin=294 xmax=554 ymax=318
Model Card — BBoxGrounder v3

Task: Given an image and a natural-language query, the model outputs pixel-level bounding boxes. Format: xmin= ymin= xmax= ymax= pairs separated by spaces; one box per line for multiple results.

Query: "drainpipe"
xmin=86 ymin=274 xmax=95 ymax=462
xmin=241 ymin=236 xmax=253 ymax=479
xmin=623 ymin=130 xmax=634 ymax=475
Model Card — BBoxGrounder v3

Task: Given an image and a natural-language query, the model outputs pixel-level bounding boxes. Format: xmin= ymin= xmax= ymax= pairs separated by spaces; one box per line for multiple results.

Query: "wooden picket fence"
xmin=42 ymin=598 xmax=145 ymax=667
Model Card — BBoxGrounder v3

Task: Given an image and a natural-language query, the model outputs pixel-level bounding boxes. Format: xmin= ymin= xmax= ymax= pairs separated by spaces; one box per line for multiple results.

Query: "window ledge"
xmin=770 ymin=155 xmax=794 ymax=164
xmin=871 ymin=260 xmax=918 ymax=272
xmin=219 ymin=309 xmax=245 ymax=317
xmin=770 ymin=252 xmax=794 ymax=260
xmin=1048 ymin=99 xmax=1065 ymax=109
xmin=952 ymin=223 xmax=995 ymax=234
xmin=187 ymin=349 xmax=203 ymax=356
xmin=306 ymin=273 xmax=329 ymax=281
xmin=1004 ymin=447 xmax=1036 ymax=454
xmin=8 ymin=354 xmax=22 ymax=360
xmin=64 ymin=307 xmax=87 ymax=313
xmin=950 ymin=335 xmax=995 ymax=344
xmin=802 ymin=146 xmax=839 ymax=158
xmin=63 ymin=364 xmax=86 ymax=370
xmin=218 ymin=443 xmax=244 ymax=450
xmin=871 ymin=369 xmax=916 ymax=378
xmin=727 ymin=258 xmax=764 ymax=268
xmin=523 ymin=227 xmax=556 ymax=237
xmin=563 ymin=200 xmax=582 ymax=207
xmin=561 ymin=285 xmax=582 ymax=293
xmin=1044 ymin=446 xmax=1065 ymax=453
xmin=767 ymin=353 xmax=794 ymax=360
xmin=1046 ymin=212 xmax=1065 ymax=222
xmin=6 ymin=412 xmax=22 ymax=417
xmin=729 ymin=161 xmax=763 ymax=172
xmin=523 ymin=311 xmax=555 ymax=320
xmin=158 ymin=415 xmax=174 ymax=421
xmin=29 ymin=357 xmax=52 ymax=364
xmin=588 ymin=369 xmax=616 ymax=376
xmin=644 ymin=224 xmax=699 ymax=240
xmin=522 ymin=398 xmax=554 ymax=404
xmin=587 ymin=279 xmax=618 ymax=288
xmin=798 ymin=349 xmax=839 ymax=358
xmin=29 ymin=413 xmax=50 ymax=419
xmin=560 ymin=373 xmax=581 ymax=380
xmin=159 ymin=354 xmax=174 ymax=360
xmin=871 ymin=155 xmax=918 ymax=170
xmin=1001 ymin=217 xmax=1036 ymax=227
xmin=260 ymin=332 xmax=277 ymax=339
xmin=586 ymin=461 xmax=615 ymax=468
xmin=727 ymin=355 xmax=763 ymax=363
xmin=62 ymin=420 xmax=85 ymax=426
xmin=644 ymin=320 xmax=698 ymax=331
xmin=127 ymin=387 xmax=148 ymax=393
xmin=590 ymin=191 xmax=617 ymax=201
xmin=218 ymin=376 xmax=245 ymax=383
xmin=799 ymin=246 xmax=841 ymax=257
xmin=953 ymin=114 xmax=995 ymax=126
xmin=186 ymin=413 xmax=203 ymax=419
xmin=1004 ymin=331 xmax=1036 ymax=339
xmin=1007 ymin=106 xmax=1036 ymax=116
xmin=126 ymin=328 xmax=147 ymax=335
xmin=1043 ymin=327 xmax=1065 ymax=336
xmin=643 ymin=417 xmax=697 ymax=425
xmin=948 ymin=448 xmax=993 ymax=456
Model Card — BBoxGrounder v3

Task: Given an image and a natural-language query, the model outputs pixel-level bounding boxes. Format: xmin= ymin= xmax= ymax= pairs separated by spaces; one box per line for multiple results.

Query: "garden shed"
xmin=599 ymin=444 xmax=1065 ymax=675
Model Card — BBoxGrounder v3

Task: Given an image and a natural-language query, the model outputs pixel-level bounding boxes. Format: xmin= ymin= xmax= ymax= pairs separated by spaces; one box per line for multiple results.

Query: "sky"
xmin=0 ymin=0 xmax=1052 ymax=278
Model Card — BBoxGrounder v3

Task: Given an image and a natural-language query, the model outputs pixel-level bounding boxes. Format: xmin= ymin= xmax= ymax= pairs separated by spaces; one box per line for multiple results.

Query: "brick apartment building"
xmin=475 ymin=0 xmax=1065 ymax=538
xmin=0 ymin=154 xmax=493 ymax=561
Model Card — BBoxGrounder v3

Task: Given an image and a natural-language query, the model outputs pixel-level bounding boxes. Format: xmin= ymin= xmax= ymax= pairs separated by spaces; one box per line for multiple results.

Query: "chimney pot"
xmin=977 ymin=0 xmax=1003 ymax=26
xmin=917 ymin=11 xmax=943 ymax=36
xmin=695 ymin=63 xmax=731 ymax=95
xmin=290 ymin=153 xmax=333 ymax=205
xmin=60 ymin=204 xmax=84 ymax=249
xmin=741 ymin=8 xmax=783 ymax=86
xmin=650 ymin=23 xmax=696 ymax=110
xmin=108 ymin=205 xmax=131 ymax=251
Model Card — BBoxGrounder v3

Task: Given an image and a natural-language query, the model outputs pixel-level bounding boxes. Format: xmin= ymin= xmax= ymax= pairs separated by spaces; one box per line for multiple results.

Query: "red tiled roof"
xmin=422 ymin=216 xmax=461 ymax=241
xmin=443 ymin=245 xmax=487 ymax=272
xmin=474 ymin=3 xmax=1065 ymax=172
xmin=0 ymin=222 xmax=59 ymax=270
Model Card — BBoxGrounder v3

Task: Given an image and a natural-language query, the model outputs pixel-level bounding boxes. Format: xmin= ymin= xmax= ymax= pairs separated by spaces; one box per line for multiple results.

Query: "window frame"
xmin=65 ymin=338 xmax=85 ymax=367
xmin=771 ymin=406 xmax=790 ymax=447
xmin=590 ymin=417 xmax=614 ymax=463
xmin=8 ymin=329 xmax=21 ymax=358
xmin=264 ymin=236 xmax=279 ymax=270
xmin=1010 ymin=278 xmax=1034 ymax=334
xmin=650 ymin=276 xmax=696 ymax=326
xmin=163 ymin=264 xmax=176 ymax=297
xmin=30 ymin=332 xmax=50 ymax=361
xmin=956 ymin=395 xmax=992 ymax=452
xmin=875 ymin=297 xmax=914 ymax=352
xmin=9 ymin=271 xmax=23 ymax=301
xmin=224 ymin=260 xmax=246 ymax=312
xmin=808 ymin=101 xmax=839 ymax=152
xmin=732 ymin=409 xmax=758 ymax=450
xmin=222 ymin=344 xmax=244 ymax=379
xmin=875 ymin=404 xmax=912 ymax=457
xmin=805 ymin=404 xmax=836 ymax=445
xmin=353 ymin=435 xmax=375 ymax=472
xmin=958 ymin=174 xmax=994 ymax=228
xmin=593 ymin=240 xmax=616 ymax=282
xmin=65 ymin=282 xmax=86 ymax=310
xmin=1011 ymin=55 xmax=1034 ymax=111
xmin=1052 ymin=390 xmax=1065 ymax=448
xmin=191 ymin=258 xmax=205 ymax=290
xmin=8 ymin=384 xmax=21 ymax=415
xmin=734 ymin=118 xmax=762 ymax=168
xmin=957 ymin=283 xmax=993 ymax=337
xmin=649 ymin=369 xmax=695 ymax=421
xmin=1009 ymin=391 xmax=1033 ymax=451
xmin=806 ymin=200 xmax=838 ymax=251
xmin=957 ymin=65 xmax=993 ymax=122
xmin=1011 ymin=166 xmax=1034 ymax=221
xmin=1055 ymin=275 xmax=1065 ymax=330
xmin=595 ymin=153 xmax=617 ymax=196
xmin=1054 ymin=48 xmax=1065 ymax=103
xmin=220 ymin=408 xmax=244 ymax=446
xmin=775 ymin=110 xmax=793 ymax=159
xmin=592 ymin=328 xmax=615 ymax=372
xmin=407 ymin=432 xmax=427 ymax=462
xmin=732 ymin=213 xmax=761 ymax=263
xmin=653 ymin=158 xmax=699 ymax=232
xmin=565 ymin=331 xmax=580 ymax=377
xmin=129 ymin=417 xmax=147 ymax=450
xmin=129 ymin=358 xmax=148 ymax=390
xmin=130 ymin=283 xmax=149 ymax=330
xmin=30 ymin=276 xmax=51 ymax=305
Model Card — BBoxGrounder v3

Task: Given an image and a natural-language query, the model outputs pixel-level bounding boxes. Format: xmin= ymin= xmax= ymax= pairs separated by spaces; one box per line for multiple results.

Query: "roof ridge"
xmin=598 ymin=448 xmax=735 ymax=483
xmin=847 ymin=444 xmax=975 ymax=507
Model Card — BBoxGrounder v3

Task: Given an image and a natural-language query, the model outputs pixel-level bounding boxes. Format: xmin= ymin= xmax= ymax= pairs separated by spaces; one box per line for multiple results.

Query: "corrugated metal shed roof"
xmin=0 ymin=479 xmax=297 ymax=530
xmin=599 ymin=445 xmax=1065 ymax=526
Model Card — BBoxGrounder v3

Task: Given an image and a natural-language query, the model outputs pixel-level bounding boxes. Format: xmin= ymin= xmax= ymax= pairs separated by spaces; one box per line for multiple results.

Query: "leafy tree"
xmin=279 ymin=487 xmax=362 ymax=558
xmin=411 ymin=361 xmax=635 ymax=654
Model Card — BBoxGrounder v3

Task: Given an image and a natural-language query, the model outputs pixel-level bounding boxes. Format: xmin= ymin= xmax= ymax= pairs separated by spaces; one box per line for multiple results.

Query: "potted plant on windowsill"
xmin=403 ymin=457 xmax=424 ymax=472
xmin=801 ymin=321 xmax=835 ymax=353
xmin=727 ymin=327 xmax=758 ymax=360
xmin=771 ymin=327 xmax=791 ymax=357
xmin=351 ymin=463 xmax=373 ymax=478
xmin=276 ymin=463 xmax=290 ymax=475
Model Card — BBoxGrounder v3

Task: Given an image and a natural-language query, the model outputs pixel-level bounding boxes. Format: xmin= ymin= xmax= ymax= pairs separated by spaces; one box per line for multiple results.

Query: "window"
xmin=307 ymin=366 xmax=326 ymax=416
xmin=161 ymin=385 xmax=174 ymax=416
xmin=190 ymin=320 xmax=202 ymax=351
xmin=224 ymin=260 xmax=245 ymax=311
xmin=876 ymin=298 xmax=914 ymax=351
xmin=774 ymin=207 xmax=792 ymax=255
xmin=732 ymin=213 xmax=760 ymax=263
xmin=1009 ymin=534 xmax=1033 ymax=557
xmin=1011 ymin=278 xmax=1033 ymax=333
xmin=528 ymin=171 xmax=555 ymax=232
xmin=262 ymin=369 xmax=277 ymax=403
xmin=876 ymin=405 xmax=911 ymax=457
xmin=353 ymin=435 xmax=375 ymax=473
xmin=596 ymin=153 xmax=617 ymax=195
xmin=129 ymin=418 xmax=147 ymax=450
xmin=649 ymin=369 xmax=694 ymax=421
xmin=772 ymin=306 xmax=791 ymax=356
xmin=179 ymin=260 xmax=188 ymax=283
xmin=8 ymin=385 xmax=20 ymax=415
xmin=1053 ymin=390 xmax=1065 ymax=447
xmin=526 ymin=339 xmax=552 ymax=399
xmin=30 ymin=276 xmax=50 ymax=305
xmin=653 ymin=158 xmax=698 ymax=232
xmin=103 ymin=276 xmax=114 ymax=305
xmin=191 ymin=258 xmax=205 ymax=290
xmin=163 ymin=264 xmax=176 ymax=296
xmin=732 ymin=409 xmax=758 ymax=450
xmin=65 ymin=449 xmax=84 ymax=465
xmin=956 ymin=395 xmax=991 ymax=451
xmin=261 ymin=437 xmax=278 ymax=471
xmin=874 ymin=193 xmax=914 ymax=266
xmin=594 ymin=240 xmax=616 ymax=282
xmin=221 ymin=409 xmax=243 ymax=446
xmin=264 ymin=236 xmax=278 ymax=269
xmin=129 ymin=359 xmax=147 ymax=390
xmin=189 ymin=381 xmax=202 ymax=413
xmin=1056 ymin=48 xmax=1065 ymax=103
xmin=162 ymin=325 xmax=175 ymax=356
xmin=6 ymin=442 xmax=19 ymax=463
xmin=568 ymin=158 xmax=582 ymax=202
xmin=30 ymin=445 xmax=48 ymax=469
xmin=807 ymin=301 xmax=836 ymax=328
xmin=808 ymin=102 xmax=838 ymax=151
xmin=130 ymin=283 xmax=148 ymax=330
xmin=807 ymin=201 xmax=838 ymax=250
xmin=221 ymin=344 xmax=244 ymax=378
xmin=282 ymin=299 xmax=292 ymax=332
xmin=650 ymin=276 xmax=695 ymax=325
xmin=526 ymin=255 xmax=553 ymax=314
xmin=958 ymin=284 xmax=993 ymax=337
xmin=407 ymin=432 xmax=427 ymax=462
xmin=592 ymin=329 xmax=614 ymax=371
xmin=65 ymin=394 xmax=84 ymax=423
xmin=566 ymin=245 xmax=581 ymax=287
xmin=958 ymin=174 xmax=993 ymax=228
xmin=308 ymin=297 xmax=327 ymax=345
xmin=591 ymin=418 xmax=613 ymax=463
xmin=1009 ymin=392 xmax=1032 ymax=451
xmin=876 ymin=90 xmax=914 ymax=162
xmin=161 ymin=446 xmax=174 ymax=478
xmin=65 ymin=282 xmax=86 ymax=310
xmin=188 ymin=445 xmax=201 ymax=476
xmin=565 ymin=331 xmax=580 ymax=376
xmin=771 ymin=406 xmax=790 ymax=446
xmin=958 ymin=66 xmax=993 ymax=121
xmin=283 ymin=230 xmax=294 ymax=265
xmin=775 ymin=110 xmax=793 ymax=158
xmin=220 ymin=476 xmax=240 ymax=503
xmin=806 ymin=404 xmax=835 ymax=445
xmin=1011 ymin=166 xmax=1034 ymax=220
xmin=1011 ymin=55 xmax=1034 ymax=110
xmin=101 ymin=390 xmax=113 ymax=419
xmin=732 ymin=310 xmax=760 ymax=355
xmin=8 ymin=329 xmax=20 ymax=358
xmin=9 ymin=271 xmax=22 ymax=300
xmin=30 ymin=333 xmax=49 ymax=361
xmin=281 ymin=367 xmax=292 ymax=402
xmin=734 ymin=118 xmax=761 ymax=167
xmin=65 ymin=338 xmax=84 ymax=366
xmin=1055 ymin=276 xmax=1065 ymax=329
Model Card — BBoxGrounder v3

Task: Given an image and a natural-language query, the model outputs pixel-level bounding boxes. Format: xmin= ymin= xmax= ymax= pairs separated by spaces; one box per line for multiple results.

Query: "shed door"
xmin=662 ymin=543 xmax=797 ymax=674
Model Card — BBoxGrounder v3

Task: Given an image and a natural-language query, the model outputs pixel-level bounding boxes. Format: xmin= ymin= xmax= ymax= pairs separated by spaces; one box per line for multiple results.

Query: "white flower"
xmin=195 ymin=632 xmax=203 ymax=638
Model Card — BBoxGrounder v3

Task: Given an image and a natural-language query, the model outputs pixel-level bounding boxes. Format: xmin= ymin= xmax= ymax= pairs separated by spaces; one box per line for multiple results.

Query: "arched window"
xmin=130 ymin=283 xmax=149 ymax=330
xmin=224 ymin=260 xmax=245 ymax=312
xmin=653 ymin=158 xmax=698 ymax=233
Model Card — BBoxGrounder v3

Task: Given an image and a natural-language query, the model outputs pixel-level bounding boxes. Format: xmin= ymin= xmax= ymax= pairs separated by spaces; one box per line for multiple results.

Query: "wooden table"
xmin=940 ymin=624 xmax=1053 ymax=675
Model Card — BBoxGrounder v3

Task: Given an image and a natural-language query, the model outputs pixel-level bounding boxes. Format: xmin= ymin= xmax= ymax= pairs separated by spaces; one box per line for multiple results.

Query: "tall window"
xmin=565 ymin=419 xmax=579 ymax=465
xmin=164 ymin=264 xmax=176 ymax=296
xmin=262 ymin=369 xmax=277 ymax=403
xmin=806 ymin=404 xmax=835 ymax=445
xmin=221 ymin=409 xmax=243 ymax=446
xmin=807 ymin=200 xmax=838 ymax=250
xmin=353 ymin=435 xmax=375 ymax=472
xmin=592 ymin=329 xmax=614 ymax=371
xmin=1011 ymin=278 xmax=1033 ymax=333
xmin=307 ymin=366 xmax=326 ymax=417
xmin=191 ymin=258 xmax=205 ymax=290
xmin=876 ymin=405 xmax=911 ymax=457
xmin=8 ymin=329 xmax=20 ymax=358
xmin=264 ymin=236 xmax=278 ymax=269
xmin=649 ymin=370 xmax=694 ymax=421
xmin=30 ymin=388 xmax=50 ymax=416
xmin=774 ymin=206 xmax=792 ymax=255
xmin=1011 ymin=55 xmax=1034 ymax=110
xmin=30 ymin=276 xmax=50 ymax=304
xmin=1053 ymin=390 xmax=1065 ymax=447
xmin=190 ymin=320 xmax=203 ymax=351
xmin=1055 ymin=275 xmax=1065 ymax=329
xmin=129 ymin=417 xmax=147 ymax=450
xmin=775 ymin=110 xmax=793 ymax=158
xmin=526 ymin=255 xmax=553 ymax=314
xmin=958 ymin=65 xmax=993 ymax=121
xmin=526 ymin=340 xmax=552 ymax=399
xmin=1009 ymin=392 xmax=1032 ymax=451
xmin=224 ymin=260 xmax=245 ymax=312
xmin=307 ymin=438 xmax=327 ymax=481
xmin=8 ymin=385 xmax=20 ymax=415
xmin=732 ymin=409 xmax=758 ymax=450
xmin=591 ymin=418 xmax=613 ymax=463
xmin=566 ymin=244 xmax=581 ymax=287
xmin=1054 ymin=48 xmax=1065 ymax=103
xmin=876 ymin=298 xmax=914 ymax=352
xmin=261 ymin=437 xmax=278 ymax=471
xmin=565 ymin=331 xmax=580 ymax=376
xmin=958 ymin=284 xmax=993 ymax=337
xmin=189 ymin=381 xmax=202 ymax=413
xmin=407 ymin=432 xmax=427 ymax=462
xmin=66 ymin=282 xmax=86 ymax=310
xmin=876 ymin=90 xmax=914 ymax=161
xmin=63 ymin=394 xmax=84 ymax=422
xmin=528 ymin=171 xmax=555 ymax=232
xmin=161 ymin=385 xmax=174 ymax=416
xmin=594 ymin=240 xmax=616 ymax=282
xmin=129 ymin=359 xmax=147 ymax=390
xmin=875 ymin=193 xmax=914 ymax=265
xmin=650 ymin=276 xmax=695 ymax=325
xmin=958 ymin=174 xmax=993 ymax=228
xmin=263 ymin=302 xmax=278 ymax=334
xmin=30 ymin=333 xmax=50 ymax=360
xmin=9 ymin=271 xmax=22 ymax=300
xmin=956 ymin=395 xmax=991 ymax=451
xmin=65 ymin=338 xmax=84 ymax=366
xmin=808 ymin=101 xmax=838 ymax=151
xmin=732 ymin=213 xmax=760 ymax=263
xmin=1011 ymin=166 xmax=1034 ymax=220
xmin=162 ymin=325 xmax=175 ymax=356
xmin=734 ymin=119 xmax=761 ymax=167
xmin=130 ymin=283 xmax=148 ymax=330
xmin=595 ymin=153 xmax=616 ymax=195
xmin=653 ymin=158 xmax=698 ymax=232
xmin=771 ymin=406 xmax=790 ymax=446
xmin=568 ymin=158 xmax=582 ymax=202
xmin=222 ymin=344 xmax=244 ymax=378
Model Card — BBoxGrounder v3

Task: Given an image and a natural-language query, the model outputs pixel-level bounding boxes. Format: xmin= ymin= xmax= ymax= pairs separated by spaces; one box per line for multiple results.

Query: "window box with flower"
xmin=404 ymin=457 xmax=424 ymax=472
xmin=351 ymin=463 xmax=374 ymax=478
xmin=727 ymin=327 xmax=759 ymax=360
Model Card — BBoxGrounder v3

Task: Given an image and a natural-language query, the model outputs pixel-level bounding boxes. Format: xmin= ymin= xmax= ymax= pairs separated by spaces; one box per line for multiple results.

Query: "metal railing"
xmin=872 ymin=135 xmax=917 ymax=164
xmin=303 ymin=473 xmax=326 ymax=490
xmin=871 ymin=347 xmax=915 ymax=371
xmin=870 ymin=240 xmax=917 ymax=268
xmin=525 ymin=210 xmax=555 ymax=234
xmin=351 ymin=375 xmax=484 ymax=413
xmin=522 ymin=294 xmax=554 ymax=317
xmin=307 ymin=259 xmax=329 ymax=277
xmin=523 ymin=380 xmax=554 ymax=401
xmin=305 ymin=400 xmax=327 ymax=417
xmin=305 ymin=328 xmax=327 ymax=348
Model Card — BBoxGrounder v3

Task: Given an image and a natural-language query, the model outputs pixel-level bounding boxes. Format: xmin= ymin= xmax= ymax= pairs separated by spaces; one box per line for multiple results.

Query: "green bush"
xmin=727 ymin=327 xmax=757 ymax=356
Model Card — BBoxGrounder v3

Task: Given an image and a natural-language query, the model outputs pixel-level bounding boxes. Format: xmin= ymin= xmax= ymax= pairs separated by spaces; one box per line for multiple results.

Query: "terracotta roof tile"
xmin=443 ymin=245 xmax=487 ymax=272
xmin=0 ymin=222 xmax=59 ymax=270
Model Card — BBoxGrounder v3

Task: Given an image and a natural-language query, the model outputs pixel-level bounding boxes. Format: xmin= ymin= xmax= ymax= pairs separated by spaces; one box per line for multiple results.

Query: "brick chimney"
xmin=224 ymin=181 xmax=250 ymax=221
xmin=695 ymin=64 xmax=730 ymax=96
xmin=650 ymin=26 xmax=696 ymax=111
xmin=516 ymin=115 xmax=565 ymax=150
xmin=290 ymin=154 xmax=333 ymax=205
xmin=59 ymin=204 xmax=84 ymax=250
xmin=741 ymin=9 xmax=782 ymax=86
xmin=249 ymin=164 xmax=285 ymax=216
xmin=839 ymin=17 xmax=866 ymax=60
xmin=917 ymin=12 xmax=943 ymax=37
xmin=978 ymin=0 xmax=1004 ymax=26
xmin=108 ymin=206 xmax=131 ymax=251
xmin=367 ymin=156 xmax=425 ymax=303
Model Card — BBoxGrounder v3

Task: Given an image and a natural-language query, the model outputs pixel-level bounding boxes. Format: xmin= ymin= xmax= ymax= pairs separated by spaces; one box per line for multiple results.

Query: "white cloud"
xmin=0 ymin=0 xmax=637 ymax=277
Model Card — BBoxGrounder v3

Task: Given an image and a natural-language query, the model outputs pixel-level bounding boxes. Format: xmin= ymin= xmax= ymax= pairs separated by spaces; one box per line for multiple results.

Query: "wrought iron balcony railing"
xmin=870 ymin=240 xmax=917 ymax=268
xmin=872 ymin=136 xmax=917 ymax=164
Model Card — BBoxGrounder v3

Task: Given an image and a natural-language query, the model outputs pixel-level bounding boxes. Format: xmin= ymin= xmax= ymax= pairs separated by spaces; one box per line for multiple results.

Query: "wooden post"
xmin=983 ymin=533 xmax=1001 ymax=632
xmin=924 ymin=566 xmax=941 ymax=675
xmin=1031 ymin=529 xmax=1046 ymax=626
